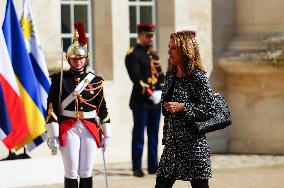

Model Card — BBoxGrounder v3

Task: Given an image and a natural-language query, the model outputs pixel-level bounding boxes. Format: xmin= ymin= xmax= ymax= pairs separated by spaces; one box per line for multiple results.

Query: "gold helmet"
xmin=66 ymin=22 xmax=89 ymax=61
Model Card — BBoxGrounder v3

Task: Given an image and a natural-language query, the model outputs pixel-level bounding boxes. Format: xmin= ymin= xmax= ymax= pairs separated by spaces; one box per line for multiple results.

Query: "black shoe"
xmin=64 ymin=177 xmax=78 ymax=188
xmin=79 ymin=177 xmax=92 ymax=188
xmin=148 ymin=169 xmax=157 ymax=174
xmin=133 ymin=169 xmax=145 ymax=177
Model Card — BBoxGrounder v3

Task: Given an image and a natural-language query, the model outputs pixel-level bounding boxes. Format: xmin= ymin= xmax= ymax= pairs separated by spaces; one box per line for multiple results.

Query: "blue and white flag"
xmin=20 ymin=0 xmax=50 ymax=151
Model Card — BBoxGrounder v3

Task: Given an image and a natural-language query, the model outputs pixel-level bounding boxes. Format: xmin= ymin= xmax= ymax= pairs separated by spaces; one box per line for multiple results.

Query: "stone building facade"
xmin=0 ymin=0 xmax=283 ymax=157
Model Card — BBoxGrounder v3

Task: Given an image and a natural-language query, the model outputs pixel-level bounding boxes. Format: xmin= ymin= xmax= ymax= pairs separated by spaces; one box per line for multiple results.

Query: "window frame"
xmin=129 ymin=0 xmax=157 ymax=49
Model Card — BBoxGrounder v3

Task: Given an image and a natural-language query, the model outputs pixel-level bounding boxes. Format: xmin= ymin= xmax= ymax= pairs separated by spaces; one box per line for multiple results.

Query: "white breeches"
xmin=60 ymin=120 xmax=97 ymax=179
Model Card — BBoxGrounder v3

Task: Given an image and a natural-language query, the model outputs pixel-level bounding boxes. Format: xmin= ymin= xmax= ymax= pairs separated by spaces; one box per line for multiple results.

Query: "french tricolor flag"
xmin=0 ymin=29 xmax=29 ymax=150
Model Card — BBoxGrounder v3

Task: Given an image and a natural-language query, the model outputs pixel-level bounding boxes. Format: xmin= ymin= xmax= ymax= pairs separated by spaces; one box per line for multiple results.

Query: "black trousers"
xmin=155 ymin=176 xmax=209 ymax=188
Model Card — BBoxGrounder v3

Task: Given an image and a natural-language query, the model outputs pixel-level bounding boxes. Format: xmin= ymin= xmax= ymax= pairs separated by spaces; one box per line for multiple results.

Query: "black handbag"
xmin=191 ymin=93 xmax=232 ymax=134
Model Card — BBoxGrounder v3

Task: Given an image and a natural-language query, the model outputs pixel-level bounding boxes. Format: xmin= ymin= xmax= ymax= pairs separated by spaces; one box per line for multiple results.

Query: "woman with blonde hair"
xmin=155 ymin=31 xmax=216 ymax=188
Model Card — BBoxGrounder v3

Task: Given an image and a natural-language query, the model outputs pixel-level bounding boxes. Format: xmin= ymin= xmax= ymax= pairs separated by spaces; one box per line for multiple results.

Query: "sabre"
xmin=102 ymin=146 xmax=108 ymax=188
xmin=102 ymin=143 xmax=109 ymax=188
xmin=95 ymin=114 xmax=109 ymax=188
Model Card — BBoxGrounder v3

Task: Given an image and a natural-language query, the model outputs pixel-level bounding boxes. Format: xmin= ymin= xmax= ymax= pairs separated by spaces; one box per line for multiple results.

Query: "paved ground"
xmin=30 ymin=155 xmax=284 ymax=188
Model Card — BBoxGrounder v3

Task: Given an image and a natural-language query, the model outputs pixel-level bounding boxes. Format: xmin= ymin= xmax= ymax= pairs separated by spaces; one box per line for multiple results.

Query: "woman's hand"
xmin=163 ymin=102 xmax=185 ymax=113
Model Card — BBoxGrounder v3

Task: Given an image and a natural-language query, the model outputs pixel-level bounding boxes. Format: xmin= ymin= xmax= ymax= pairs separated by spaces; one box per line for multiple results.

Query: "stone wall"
xmin=220 ymin=61 xmax=284 ymax=154
xmin=219 ymin=0 xmax=284 ymax=153
xmin=157 ymin=0 xmax=213 ymax=73
xmin=236 ymin=0 xmax=284 ymax=34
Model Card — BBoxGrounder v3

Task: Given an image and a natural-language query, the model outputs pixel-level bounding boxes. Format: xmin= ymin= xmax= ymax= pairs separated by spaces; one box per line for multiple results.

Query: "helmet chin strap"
xmin=70 ymin=66 xmax=84 ymax=72
xmin=68 ymin=60 xmax=87 ymax=73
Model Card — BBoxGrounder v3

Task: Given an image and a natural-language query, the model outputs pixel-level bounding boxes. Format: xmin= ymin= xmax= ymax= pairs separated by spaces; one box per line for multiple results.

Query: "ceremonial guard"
xmin=125 ymin=24 xmax=165 ymax=177
xmin=45 ymin=22 xmax=111 ymax=188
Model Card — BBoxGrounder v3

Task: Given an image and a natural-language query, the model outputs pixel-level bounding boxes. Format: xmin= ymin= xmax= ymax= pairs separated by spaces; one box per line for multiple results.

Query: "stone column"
xmin=156 ymin=0 xmax=175 ymax=70
xmin=219 ymin=0 xmax=284 ymax=154
xmin=208 ymin=0 xmax=236 ymax=153
xmin=93 ymin=0 xmax=113 ymax=80
xmin=211 ymin=0 xmax=235 ymax=91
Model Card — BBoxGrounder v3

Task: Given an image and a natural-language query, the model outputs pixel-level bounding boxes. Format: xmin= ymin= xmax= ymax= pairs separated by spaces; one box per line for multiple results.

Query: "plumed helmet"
xmin=66 ymin=22 xmax=89 ymax=60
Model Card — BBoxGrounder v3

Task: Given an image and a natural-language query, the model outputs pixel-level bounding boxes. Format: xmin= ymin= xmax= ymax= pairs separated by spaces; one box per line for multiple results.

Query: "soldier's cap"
xmin=137 ymin=24 xmax=155 ymax=34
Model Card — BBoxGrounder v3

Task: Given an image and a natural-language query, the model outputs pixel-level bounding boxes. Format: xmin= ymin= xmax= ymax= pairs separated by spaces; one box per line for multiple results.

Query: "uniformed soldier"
xmin=45 ymin=22 xmax=111 ymax=188
xmin=125 ymin=24 xmax=165 ymax=177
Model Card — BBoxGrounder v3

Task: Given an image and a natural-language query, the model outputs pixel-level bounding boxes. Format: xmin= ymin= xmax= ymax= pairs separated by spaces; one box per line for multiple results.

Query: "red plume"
xmin=74 ymin=22 xmax=88 ymax=45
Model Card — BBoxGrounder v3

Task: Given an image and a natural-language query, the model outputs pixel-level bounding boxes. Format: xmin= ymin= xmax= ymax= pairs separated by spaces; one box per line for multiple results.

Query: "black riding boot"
xmin=64 ymin=177 xmax=78 ymax=188
xmin=79 ymin=177 xmax=93 ymax=188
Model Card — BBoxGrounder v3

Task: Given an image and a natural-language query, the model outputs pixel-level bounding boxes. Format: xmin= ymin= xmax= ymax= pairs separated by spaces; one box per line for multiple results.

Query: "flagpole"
xmin=58 ymin=39 xmax=64 ymax=112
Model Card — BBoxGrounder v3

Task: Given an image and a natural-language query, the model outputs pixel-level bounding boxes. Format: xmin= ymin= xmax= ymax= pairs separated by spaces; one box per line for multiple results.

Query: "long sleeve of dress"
xmin=184 ymin=70 xmax=216 ymax=121
xmin=161 ymin=74 xmax=173 ymax=117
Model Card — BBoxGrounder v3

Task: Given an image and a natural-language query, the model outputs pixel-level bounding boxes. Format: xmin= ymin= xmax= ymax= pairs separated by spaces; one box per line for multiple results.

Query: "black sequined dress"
xmin=157 ymin=69 xmax=216 ymax=181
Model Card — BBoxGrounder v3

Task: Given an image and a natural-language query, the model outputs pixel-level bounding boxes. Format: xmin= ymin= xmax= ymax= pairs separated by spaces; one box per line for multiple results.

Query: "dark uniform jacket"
xmin=125 ymin=44 xmax=165 ymax=109
xmin=46 ymin=69 xmax=110 ymax=125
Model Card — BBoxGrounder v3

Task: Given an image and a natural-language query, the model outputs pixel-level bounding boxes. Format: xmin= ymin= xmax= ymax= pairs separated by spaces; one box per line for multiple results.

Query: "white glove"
xmin=47 ymin=137 xmax=60 ymax=155
xmin=102 ymin=123 xmax=111 ymax=138
xmin=101 ymin=137 xmax=110 ymax=150
xmin=101 ymin=123 xmax=111 ymax=151
xmin=45 ymin=122 xmax=60 ymax=155
xmin=45 ymin=122 xmax=59 ymax=137
xmin=149 ymin=90 xmax=162 ymax=104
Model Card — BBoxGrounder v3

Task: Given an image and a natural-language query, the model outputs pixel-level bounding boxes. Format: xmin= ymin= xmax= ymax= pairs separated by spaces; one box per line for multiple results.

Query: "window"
xmin=129 ymin=0 xmax=157 ymax=48
xmin=61 ymin=0 xmax=93 ymax=64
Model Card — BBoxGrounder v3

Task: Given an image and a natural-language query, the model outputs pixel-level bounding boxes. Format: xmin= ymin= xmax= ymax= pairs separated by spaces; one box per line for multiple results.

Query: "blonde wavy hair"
xmin=168 ymin=31 xmax=206 ymax=76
